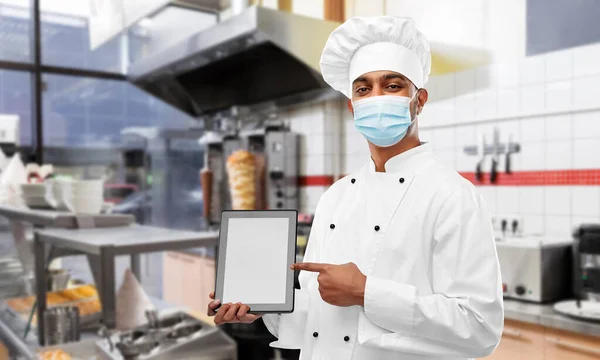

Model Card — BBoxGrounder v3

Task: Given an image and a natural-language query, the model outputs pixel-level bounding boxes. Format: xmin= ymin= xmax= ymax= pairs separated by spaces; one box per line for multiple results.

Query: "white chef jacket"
xmin=263 ymin=143 xmax=504 ymax=360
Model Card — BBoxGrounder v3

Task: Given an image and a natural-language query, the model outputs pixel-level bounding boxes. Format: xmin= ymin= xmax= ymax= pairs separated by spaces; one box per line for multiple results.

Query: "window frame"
xmin=0 ymin=0 xmax=127 ymax=163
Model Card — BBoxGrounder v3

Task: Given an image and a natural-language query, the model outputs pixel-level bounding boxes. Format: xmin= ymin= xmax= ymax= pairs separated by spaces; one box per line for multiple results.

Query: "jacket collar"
xmin=368 ymin=142 xmax=433 ymax=173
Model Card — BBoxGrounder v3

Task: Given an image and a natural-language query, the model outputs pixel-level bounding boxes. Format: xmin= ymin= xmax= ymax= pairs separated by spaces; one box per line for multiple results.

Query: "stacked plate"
xmin=21 ymin=179 xmax=107 ymax=214
xmin=20 ymin=183 xmax=56 ymax=209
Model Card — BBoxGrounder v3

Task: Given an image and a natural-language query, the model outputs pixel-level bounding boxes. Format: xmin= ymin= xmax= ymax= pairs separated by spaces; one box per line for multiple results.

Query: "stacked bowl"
xmin=67 ymin=180 xmax=105 ymax=214
xmin=46 ymin=179 xmax=105 ymax=214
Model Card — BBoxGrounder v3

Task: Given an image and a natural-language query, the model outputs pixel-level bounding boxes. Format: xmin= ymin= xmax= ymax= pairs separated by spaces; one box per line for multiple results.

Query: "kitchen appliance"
xmin=496 ymin=236 xmax=572 ymax=303
xmin=200 ymin=125 xmax=299 ymax=226
xmin=553 ymin=224 xmax=600 ymax=321
xmin=96 ymin=311 xmax=236 ymax=360
xmin=128 ymin=6 xmax=339 ymax=116
xmin=572 ymin=224 xmax=600 ymax=302
xmin=264 ymin=127 xmax=299 ymax=210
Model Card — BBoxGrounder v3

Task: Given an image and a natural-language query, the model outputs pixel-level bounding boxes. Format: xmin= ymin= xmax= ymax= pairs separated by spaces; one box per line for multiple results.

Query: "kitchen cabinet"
xmin=545 ymin=328 xmax=600 ymax=360
xmin=163 ymin=252 xmax=215 ymax=313
xmin=482 ymin=320 xmax=600 ymax=359
xmin=163 ymin=252 xmax=184 ymax=306
xmin=486 ymin=320 xmax=545 ymax=360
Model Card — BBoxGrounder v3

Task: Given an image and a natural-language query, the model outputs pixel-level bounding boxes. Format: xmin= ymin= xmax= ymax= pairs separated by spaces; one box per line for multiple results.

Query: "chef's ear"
xmin=417 ymin=88 xmax=428 ymax=114
xmin=347 ymin=99 xmax=354 ymax=115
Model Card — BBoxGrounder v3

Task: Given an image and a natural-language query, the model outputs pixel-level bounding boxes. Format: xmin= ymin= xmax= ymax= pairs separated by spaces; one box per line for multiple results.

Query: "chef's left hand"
xmin=291 ymin=262 xmax=366 ymax=307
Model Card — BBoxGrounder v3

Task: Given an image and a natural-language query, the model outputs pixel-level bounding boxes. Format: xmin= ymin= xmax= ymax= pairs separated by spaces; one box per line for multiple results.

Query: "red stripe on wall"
xmin=459 ymin=170 xmax=600 ymax=186
xmin=298 ymin=170 xmax=600 ymax=187
xmin=298 ymin=175 xmax=335 ymax=187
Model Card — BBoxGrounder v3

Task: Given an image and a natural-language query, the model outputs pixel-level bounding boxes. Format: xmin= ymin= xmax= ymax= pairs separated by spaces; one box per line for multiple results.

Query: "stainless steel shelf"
xmin=35 ymin=226 xmax=219 ymax=256
xmin=0 ymin=205 xmax=134 ymax=229
xmin=33 ymin=226 xmax=219 ymax=345
xmin=0 ymin=205 xmax=136 ymax=276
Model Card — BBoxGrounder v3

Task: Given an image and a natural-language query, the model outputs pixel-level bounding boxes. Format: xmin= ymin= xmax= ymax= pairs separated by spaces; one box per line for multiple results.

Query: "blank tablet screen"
xmin=216 ymin=210 xmax=297 ymax=313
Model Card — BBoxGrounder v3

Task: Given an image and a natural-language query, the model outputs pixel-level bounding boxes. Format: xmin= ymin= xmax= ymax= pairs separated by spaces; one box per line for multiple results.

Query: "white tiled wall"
xmin=283 ymin=99 xmax=344 ymax=213
xmin=279 ymin=7 xmax=600 ymax=232
xmin=411 ymin=42 xmax=600 ymax=236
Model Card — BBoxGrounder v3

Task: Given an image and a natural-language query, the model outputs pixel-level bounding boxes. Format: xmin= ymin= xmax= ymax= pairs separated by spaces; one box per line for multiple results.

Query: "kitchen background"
xmin=0 ymin=0 xmax=599 ymax=359
xmin=283 ymin=0 xmax=600 ymax=240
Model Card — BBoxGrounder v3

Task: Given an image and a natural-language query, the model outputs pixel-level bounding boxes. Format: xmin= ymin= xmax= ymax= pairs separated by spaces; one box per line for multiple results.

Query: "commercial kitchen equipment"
xmin=496 ymin=236 xmax=572 ymax=303
xmin=33 ymin=225 xmax=218 ymax=345
xmin=264 ymin=127 xmax=299 ymax=211
xmin=553 ymin=224 xmax=600 ymax=321
xmin=96 ymin=311 xmax=236 ymax=360
xmin=201 ymin=125 xmax=299 ymax=226
xmin=572 ymin=224 xmax=600 ymax=302
xmin=242 ymin=126 xmax=300 ymax=210
xmin=128 ymin=6 xmax=340 ymax=116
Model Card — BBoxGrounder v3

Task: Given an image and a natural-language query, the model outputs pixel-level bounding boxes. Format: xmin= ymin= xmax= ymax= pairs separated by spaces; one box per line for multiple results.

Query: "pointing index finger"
xmin=291 ymin=262 xmax=330 ymax=272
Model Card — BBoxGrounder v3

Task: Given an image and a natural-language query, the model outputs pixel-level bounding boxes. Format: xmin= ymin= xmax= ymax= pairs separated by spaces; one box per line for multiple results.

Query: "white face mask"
xmin=352 ymin=94 xmax=416 ymax=147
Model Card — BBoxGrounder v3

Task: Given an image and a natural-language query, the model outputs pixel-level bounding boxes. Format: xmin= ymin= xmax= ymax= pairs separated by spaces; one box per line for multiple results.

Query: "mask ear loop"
xmin=411 ymin=88 xmax=422 ymax=115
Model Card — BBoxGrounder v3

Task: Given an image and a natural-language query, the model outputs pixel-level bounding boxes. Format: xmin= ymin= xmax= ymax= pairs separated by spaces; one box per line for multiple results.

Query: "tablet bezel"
xmin=215 ymin=210 xmax=298 ymax=314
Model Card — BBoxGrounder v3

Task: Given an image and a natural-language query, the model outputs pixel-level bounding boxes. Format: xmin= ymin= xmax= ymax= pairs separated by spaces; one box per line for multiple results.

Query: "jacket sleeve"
xmin=361 ymin=184 xmax=504 ymax=358
xmin=263 ymin=199 xmax=325 ymax=348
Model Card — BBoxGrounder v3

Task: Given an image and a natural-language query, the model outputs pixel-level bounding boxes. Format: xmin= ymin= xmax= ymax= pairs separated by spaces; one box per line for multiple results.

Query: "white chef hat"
xmin=320 ymin=16 xmax=431 ymax=98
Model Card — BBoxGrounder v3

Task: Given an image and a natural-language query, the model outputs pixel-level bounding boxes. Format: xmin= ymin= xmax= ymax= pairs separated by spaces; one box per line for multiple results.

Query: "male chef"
xmin=208 ymin=16 xmax=504 ymax=360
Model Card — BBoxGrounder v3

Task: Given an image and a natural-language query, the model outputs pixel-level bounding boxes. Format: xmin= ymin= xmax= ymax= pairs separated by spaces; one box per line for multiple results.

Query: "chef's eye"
xmin=385 ymin=84 xmax=403 ymax=91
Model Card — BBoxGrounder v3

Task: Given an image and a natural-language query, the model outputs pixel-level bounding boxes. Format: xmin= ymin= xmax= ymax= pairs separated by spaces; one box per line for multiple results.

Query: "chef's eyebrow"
xmin=352 ymin=76 xmax=368 ymax=85
xmin=382 ymin=73 xmax=408 ymax=82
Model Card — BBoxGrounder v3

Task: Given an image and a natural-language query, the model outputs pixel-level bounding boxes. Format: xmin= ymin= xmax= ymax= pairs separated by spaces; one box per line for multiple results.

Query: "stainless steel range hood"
xmin=169 ymin=0 xmax=231 ymax=13
xmin=127 ymin=5 xmax=340 ymax=116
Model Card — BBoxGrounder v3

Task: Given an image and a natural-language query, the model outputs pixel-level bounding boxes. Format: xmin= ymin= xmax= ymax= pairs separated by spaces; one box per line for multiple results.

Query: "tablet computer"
xmin=215 ymin=210 xmax=298 ymax=313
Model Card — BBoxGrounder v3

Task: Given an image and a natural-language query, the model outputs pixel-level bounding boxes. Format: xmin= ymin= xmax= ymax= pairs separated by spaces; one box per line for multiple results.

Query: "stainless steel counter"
xmin=504 ymin=299 xmax=600 ymax=337
xmin=0 ymin=296 xmax=219 ymax=360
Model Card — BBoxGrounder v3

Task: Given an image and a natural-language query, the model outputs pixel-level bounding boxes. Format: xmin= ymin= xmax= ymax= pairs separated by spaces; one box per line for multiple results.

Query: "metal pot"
xmin=47 ymin=269 xmax=70 ymax=292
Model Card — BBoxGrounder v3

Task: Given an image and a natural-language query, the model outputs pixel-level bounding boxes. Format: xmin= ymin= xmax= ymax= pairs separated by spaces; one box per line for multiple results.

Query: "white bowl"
xmin=47 ymin=179 xmax=72 ymax=210
xmin=70 ymin=179 xmax=104 ymax=190
xmin=66 ymin=196 xmax=104 ymax=214
xmin=70 ymin=189 xmax=104 ymax=197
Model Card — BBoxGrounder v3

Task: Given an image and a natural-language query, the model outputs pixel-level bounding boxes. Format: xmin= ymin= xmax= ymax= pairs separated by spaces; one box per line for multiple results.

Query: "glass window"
xmin=42 ymin=74 xmax=201 ymax=229
xmin=0 ymin=69 xmax=32 ymax=146
xmin=0 ymin=0 xmax=32 ymax=63
xmin=41 ymin=0 xmax=125 ymax=73
xmin=40 ymin=1 xmax=217 ymax=74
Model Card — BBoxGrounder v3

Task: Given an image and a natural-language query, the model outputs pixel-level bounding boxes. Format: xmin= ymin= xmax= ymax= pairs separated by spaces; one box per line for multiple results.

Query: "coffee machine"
xmin=573 ymin=225 xmax=600 ymax=302
xmin=553 ymin=224 xmax=600 ymax=321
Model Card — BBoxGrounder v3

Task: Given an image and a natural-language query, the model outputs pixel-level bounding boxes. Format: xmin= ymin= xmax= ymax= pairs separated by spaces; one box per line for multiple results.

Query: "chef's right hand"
xmin=207 ymin=291 xmax=262 ymax=325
